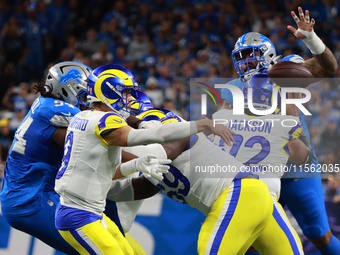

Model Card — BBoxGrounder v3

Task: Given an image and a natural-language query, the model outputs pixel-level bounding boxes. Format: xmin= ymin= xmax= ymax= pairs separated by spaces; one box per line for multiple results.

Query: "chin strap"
xmin=270 ymin=55 xmax=282 ymax=66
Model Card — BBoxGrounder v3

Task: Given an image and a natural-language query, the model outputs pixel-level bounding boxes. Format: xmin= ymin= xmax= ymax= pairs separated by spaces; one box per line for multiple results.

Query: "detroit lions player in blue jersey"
xmin=0 ymin=61 xmax=91 ymax=255
xmin=225 ymin=7 xmax=339 ymax=255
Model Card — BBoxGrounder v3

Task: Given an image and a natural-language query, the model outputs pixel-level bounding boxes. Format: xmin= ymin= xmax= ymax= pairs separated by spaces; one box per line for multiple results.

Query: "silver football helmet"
xmin=45 ymin=61 xmax=92 ymax=107
xmin=232 ymin=32 xmax=278 ymax=81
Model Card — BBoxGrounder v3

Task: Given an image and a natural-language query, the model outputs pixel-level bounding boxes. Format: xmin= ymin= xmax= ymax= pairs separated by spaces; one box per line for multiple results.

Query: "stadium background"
xmin=0 ymin=0 xmax=340 ymax=254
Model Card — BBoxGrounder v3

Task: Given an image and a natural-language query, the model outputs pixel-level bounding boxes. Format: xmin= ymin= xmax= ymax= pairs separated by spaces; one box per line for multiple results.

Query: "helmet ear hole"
xmin=62 ymin=88 xmax=68 ymax=97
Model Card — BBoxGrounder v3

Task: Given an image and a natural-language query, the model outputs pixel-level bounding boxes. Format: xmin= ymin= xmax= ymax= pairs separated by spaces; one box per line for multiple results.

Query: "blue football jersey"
xmin=0 ymin=96 xmax=80 ymax=216
xmin=279 ymin=55 xmax=319 ymax=178
xmin=223 ymin=55 xmax=319 ymax=178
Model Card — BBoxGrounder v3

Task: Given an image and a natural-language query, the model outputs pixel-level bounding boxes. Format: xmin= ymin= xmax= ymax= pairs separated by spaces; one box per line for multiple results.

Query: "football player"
xmin=54 ymin=64 xmax=234 ymax=254
xmin=0 ymin=62 xmax=92 ymax=255
xmin=214 ymin=73 xmax=312 ymax=254
xmin=227 ymin=7 xmax=340 ymax=254
xmin=107 ymin=105 xmax=313 ymax=254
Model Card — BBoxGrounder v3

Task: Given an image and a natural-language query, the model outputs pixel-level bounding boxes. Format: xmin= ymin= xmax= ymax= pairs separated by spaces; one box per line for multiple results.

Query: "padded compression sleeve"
xmin=127 ymin=121 xmax=198 ymax=146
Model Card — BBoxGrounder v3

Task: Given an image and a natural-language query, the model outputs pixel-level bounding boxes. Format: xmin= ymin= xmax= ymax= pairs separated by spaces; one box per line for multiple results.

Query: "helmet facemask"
xmin=232 ymin=33 xmax=277 ymax=82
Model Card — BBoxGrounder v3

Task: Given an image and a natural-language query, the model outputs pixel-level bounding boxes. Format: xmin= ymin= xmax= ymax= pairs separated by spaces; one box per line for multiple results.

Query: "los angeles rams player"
xmin=114 ymin=91 xmax=155 ymax=255
xmin=214 ymin=73 xmax=312 ymax=254
xmin=54 ymin=64 xmax=234 ymax=255
xmin=107 ymin=106 xmax=314 ymax=254
xmin=226 ymin=7 xmax=340 ymax=254
xmin=0 ymin=62 xmax=92 ymax=255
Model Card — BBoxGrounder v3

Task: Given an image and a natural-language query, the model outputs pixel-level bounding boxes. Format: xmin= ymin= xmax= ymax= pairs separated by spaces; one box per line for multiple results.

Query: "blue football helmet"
xmin=87 ymin=64 xmax=139 ymax=111
xmin=46 ymin=61 xmax=92 ymax=107
xmin=129 ymin=90 xmax=153 ymax=115
xmin=243 ymin=73 xmax=274 ymax=110
xmin=137 ymin=108 xmax=182 ymax=123
xmin=232 ymin=32 xmax=277 ymax=81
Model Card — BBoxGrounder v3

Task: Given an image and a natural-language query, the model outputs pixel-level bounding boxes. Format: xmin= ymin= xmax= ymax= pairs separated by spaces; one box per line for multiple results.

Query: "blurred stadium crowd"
xmin=0 ymin=0 xmax=340 ymax=230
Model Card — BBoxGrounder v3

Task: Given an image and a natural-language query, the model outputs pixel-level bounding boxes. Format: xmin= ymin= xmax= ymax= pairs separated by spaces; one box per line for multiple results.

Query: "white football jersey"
xmin=145 ymin=133 xmax=243 ymax=216
xmin=55 ymin=110 xmax=128 ymax=215
xmin=213 ymin=109 xmax=302 ymax=199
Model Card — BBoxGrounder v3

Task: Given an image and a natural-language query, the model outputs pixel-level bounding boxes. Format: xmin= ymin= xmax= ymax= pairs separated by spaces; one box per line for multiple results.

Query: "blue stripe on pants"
xmin=273 ymin=206 xmax=300 ymax=254
xmin=70 ymin=229 xmax=96 ymax=255
xmin=210 ymin=179 xmax=241 ymax=255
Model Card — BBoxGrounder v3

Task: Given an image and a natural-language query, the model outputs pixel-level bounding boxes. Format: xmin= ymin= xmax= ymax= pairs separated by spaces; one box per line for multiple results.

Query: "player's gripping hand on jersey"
xmin=120 ymin=154 xmax=171 ymax=181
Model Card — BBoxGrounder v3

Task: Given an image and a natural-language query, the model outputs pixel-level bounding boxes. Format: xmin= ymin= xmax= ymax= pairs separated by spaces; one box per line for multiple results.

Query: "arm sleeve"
xmin=127 ymin=121 xmax=198 ymax=146
xmin=123 ymin=144 xmax=167 ymax=160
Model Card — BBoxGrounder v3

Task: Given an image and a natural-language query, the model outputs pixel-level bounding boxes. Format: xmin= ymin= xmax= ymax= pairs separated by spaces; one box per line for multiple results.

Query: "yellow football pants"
xmin=58 ymin=214 xmax=134 ymax=255
xmin=198 ymin=178 xmax=273 ymax=255
xmin=198 ymin=178 xmax=304 ymax=255
xmin=252 ymin=198 xmax=304 ymax=255
xmin=125 ymin=233 xmax=146 ymax=255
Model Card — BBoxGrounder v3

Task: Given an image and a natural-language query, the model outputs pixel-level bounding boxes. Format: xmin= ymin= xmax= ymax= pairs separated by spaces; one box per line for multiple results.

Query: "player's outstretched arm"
xmin=288 ymin=7 xmax=338 ymax=77
xmin=103 ymin=119 xmax=235 ymax=147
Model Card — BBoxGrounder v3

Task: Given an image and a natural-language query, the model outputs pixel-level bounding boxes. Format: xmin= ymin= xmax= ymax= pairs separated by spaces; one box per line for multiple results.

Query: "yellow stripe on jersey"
xmin=95 ymin=112 xmax=127 ymax=146
xmin=282 ymin=123 xmax=303 ymax=156
xmin=289 ymin=126 xmax=302 ymax=141
xmin=282 ymin=140 xmax=290 ymax=157
xmin=273 ymin=84 xmax=281 ymax=115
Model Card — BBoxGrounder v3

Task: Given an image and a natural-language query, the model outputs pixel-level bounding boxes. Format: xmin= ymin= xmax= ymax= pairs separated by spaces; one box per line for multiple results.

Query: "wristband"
xmin=120 ymin=159 xmax=137 ymax=176
xmin=296 ymin=29 xmax=325 ymax=55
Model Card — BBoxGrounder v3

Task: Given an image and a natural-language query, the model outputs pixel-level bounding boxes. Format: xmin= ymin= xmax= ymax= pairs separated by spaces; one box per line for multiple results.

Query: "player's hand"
xmin=138 ymin=120 xmax=162 ymax=129
xmin=135 ymin=154 xmax=171 ymax=181
xmin=208 ymin=124 xmax=235 ymax=146
xmin=288 ymin=7 xmax=315 ymax=40
xmin=201 ymin=116 xmax=212 ymax=136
